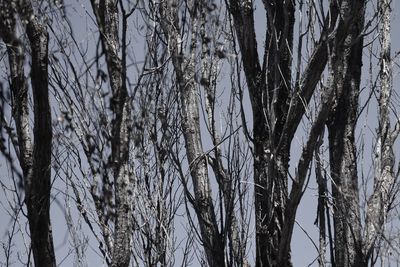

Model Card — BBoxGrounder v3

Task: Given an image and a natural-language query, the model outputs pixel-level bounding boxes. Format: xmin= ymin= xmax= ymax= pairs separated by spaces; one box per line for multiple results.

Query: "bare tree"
xmin=88 ymin=1 xmax=134 ymax=266
xmin=324 ymin=0 xmax=400 ymax=265
xmin=325 ymin=1 xmax=366 ymax=265
xmin=0 ymin=1 xmax=55 ymax=266
xmin=364 ymin=0 xmax=398 ymax=262
xmin=48 ymin=1 xmax=189 ymax=266
xmin=159 ymin=1 xmax=251 ymax=266
xmin=1 ymin=0 xmax=400 ymax=266
xmin=227 ymin=0 xmax=369 ymax=265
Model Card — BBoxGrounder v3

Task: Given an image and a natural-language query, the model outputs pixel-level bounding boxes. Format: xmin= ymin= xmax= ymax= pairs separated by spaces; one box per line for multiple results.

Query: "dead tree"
xmin=0 ymin=1 xmax=55 ymax=266
xmin=228 ymin=0 xmax=366 ymax=265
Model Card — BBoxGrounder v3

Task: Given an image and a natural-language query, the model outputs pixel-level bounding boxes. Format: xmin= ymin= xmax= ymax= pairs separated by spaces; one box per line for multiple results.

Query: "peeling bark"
xmin=0 ymin=2 xmax=32 ymax=175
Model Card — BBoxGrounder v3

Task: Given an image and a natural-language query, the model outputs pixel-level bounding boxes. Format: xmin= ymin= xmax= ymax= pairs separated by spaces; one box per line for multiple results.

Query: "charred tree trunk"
xmin=227 ymin=1 xmax=294 ymax=265
xmin=228 ymin=0 xmax=367 ymax=266
xmin=24 ymin=13 xmax=55 ymax=267
xmin=254 ymin=1 xmax=295 ymax=265
xmin=326 ymin=2 xmax=365 ymax=265
xmin=0 ymin=1 xmax=56 ymax=266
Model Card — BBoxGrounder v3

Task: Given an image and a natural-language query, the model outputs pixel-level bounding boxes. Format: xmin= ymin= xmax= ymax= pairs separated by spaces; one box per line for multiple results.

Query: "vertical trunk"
xmin=178 ymin=64 xmax=224 ymax=266
xmin=326 ymin=1 xmax=365 ymax=266
xmin=25 ymin=22 xmax=56 ymax=267
xmin=9 ymin=1 xmax=57 ymax=266
xmin=315 ymin=133 xmax=327 ymax=267
xmin=364 ymin=0 xmax=395 ymax=262
xmin=90 ymin=1 xmax=133 ymax=266
xmin=229 ymin=0 xmax=367 ymax=265
xmin=258 ymin=1 xmax=295 ymax=264
xmin=0 ymin=2 xmax=32 ymax=176
xmin=160 ymin=1 xmax=224 ymax=266
xmin=228 ymin=1 xmax=295 ymax=265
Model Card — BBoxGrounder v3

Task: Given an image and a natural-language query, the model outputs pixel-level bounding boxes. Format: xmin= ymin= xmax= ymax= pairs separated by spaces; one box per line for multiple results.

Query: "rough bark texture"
xmin=0 ymin=2 xmax=32 ymax=175
xmin=0 ymin=1 xmax=56 ymax=266
xmin=160 ymin=1 xmax=225 ymax=266
xmin=228 ymin=0 xmax=368 ymax=266
xmin=2 ymin=0 xmax=397 ymax=266
xmin=257 ymin=1 xmax=295 ymax=265
xmin=326 ymin=1 xmax=366 ymax=266
xmin=315 ymin=134 xmax=327 ymax=267
xmin=364 ymin=0 xmax=395 ymax=261
xmin=229 ymin=1 xmax=348 ymax=266
xmin=228 ymin=1 xmax=294 ymax=265
xmin=90 ymin=1 xmax=133 ymax=266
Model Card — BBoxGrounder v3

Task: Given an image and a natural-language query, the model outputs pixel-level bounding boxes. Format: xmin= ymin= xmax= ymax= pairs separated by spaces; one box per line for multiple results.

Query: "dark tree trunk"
xmin=228 ymin=0 xmax=367 ymax=266
xmin=0 ymin=1 xmax=56 ymax=266
xmin=227 ymin=1 xmax=295 ymax=265
xmin=25 ymin=20 xmax=56 ymax=267
xmin=326 ymin=1 xmax=365 ymax=266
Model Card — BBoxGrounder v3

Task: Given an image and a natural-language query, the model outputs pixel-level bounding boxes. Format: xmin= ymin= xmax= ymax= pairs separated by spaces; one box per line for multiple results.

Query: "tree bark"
xmin=160 ymin=1 xmax=225 ymax=266
xmin=325 ymin=1 xmax=365 ymax=266
xmin=25 ymin=20 xmax=56 ymax=267
xmin=0 ymin=2 xmax=32 ymax=175
xmin=90 ymin=1 xmax=133 ymax=266
xmin=228 ymin=0 xmax=367 ymax=265
xmin=228 ymin=1 xmax=294 ymax=265
xmin=0 ymin=1 xmax=57 ymax=266
xmin=364 ymin=0 xmax=396 ymax=262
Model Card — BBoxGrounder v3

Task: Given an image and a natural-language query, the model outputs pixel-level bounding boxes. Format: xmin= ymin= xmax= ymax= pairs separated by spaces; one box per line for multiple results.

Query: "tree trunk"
xmin=227 ymin=1 xmax=294 ymax=265
xmin=0 ymin=1 xmax=57 ymax=266
xmin=326 ymin=1 xmax=365 ymax=266
xmin=159 ymin=1 xmax=225 ymax=266
xmin=363 ymin=0 xmax=396 ymax=262
xmin=25 ymin=24 xmax=56 ymax=267
xmin=90 ymin=1 xmax=133 ymax=266
xmin=229 ymin=0 xmax=367 ymax=265
xmin=255 ymin=1 xmax=295 ymax=264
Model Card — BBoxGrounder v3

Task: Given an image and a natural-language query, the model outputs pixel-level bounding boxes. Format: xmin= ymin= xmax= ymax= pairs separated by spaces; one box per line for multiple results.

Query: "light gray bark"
xmin=160 ymin=1 xmax=225 ymax=266
xmin=364 ymin=0 xmax=396 ymax=260
xmin=315 ymin=133 xmax=327 ymax=267
xmin=2 ymin=0 xmax=398 ymax=266
xmin=0 ymin=2 xmax=32 ymax=175
xmin=90 ymin=1 xmax=133 ymax=266
xmin=199 ymin=6 xmax=245 ymax=264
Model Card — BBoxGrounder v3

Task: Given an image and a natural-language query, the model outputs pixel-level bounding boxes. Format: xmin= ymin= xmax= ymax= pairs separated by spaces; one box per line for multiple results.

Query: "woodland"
xmin=0 ymin=0 xmax=400 ymax=266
